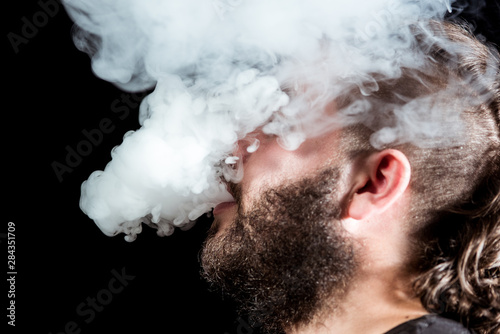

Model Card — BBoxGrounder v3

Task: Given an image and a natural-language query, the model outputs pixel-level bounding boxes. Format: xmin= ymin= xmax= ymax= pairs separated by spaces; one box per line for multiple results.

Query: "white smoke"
xmin=62 ymin=0 xmax=468 ymax=241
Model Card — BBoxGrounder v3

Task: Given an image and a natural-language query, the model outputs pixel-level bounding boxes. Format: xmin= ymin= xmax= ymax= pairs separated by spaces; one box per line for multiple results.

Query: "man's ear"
xmin=347 ymin=149 xmax=411 ymax=220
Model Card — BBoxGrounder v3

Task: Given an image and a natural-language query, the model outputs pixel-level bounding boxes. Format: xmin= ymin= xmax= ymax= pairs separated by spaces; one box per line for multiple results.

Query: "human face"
xmin=202 ymin=164 xmax=357 ymax=334
xmin=202 ymin=114 xmax=359 ymax=333
xmin=213 ymin=128 xmax=344 ymax=233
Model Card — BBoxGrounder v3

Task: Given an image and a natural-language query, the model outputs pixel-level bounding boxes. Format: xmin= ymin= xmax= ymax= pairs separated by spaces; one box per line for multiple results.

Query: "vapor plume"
xmin=62 ymin=0 xmax=486 ymax=240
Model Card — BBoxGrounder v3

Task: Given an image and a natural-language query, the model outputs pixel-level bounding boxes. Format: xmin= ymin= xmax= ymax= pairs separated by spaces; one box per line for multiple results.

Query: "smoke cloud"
xmin=62 ymin=0 xmax=482 ymax=241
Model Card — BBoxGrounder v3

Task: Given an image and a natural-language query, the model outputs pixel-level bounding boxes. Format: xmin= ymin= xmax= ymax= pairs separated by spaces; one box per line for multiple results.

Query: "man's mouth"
xmin=213 ymin=181 xmax=239 ymax=216
xmin=213 ymin=201 xmax=237 ymax=216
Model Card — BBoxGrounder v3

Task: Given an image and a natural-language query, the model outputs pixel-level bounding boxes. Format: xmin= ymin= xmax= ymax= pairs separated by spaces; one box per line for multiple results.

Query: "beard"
xmin=201 ymin=167 xmax=358 ymax=334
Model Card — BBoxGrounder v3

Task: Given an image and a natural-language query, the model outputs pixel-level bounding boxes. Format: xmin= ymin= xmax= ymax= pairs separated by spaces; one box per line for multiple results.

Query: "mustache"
xmin=227 ymin=182 xmax=243 ymax=207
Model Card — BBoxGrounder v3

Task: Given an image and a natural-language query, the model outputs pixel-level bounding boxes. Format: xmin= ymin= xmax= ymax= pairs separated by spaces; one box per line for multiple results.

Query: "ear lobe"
xmin=347 ymin=149 xmax=411 ymax=220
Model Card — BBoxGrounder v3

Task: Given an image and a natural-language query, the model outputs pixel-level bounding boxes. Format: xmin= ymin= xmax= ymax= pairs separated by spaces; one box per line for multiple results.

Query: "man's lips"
xmin=213 ymin=201 xmax=237 ymax=216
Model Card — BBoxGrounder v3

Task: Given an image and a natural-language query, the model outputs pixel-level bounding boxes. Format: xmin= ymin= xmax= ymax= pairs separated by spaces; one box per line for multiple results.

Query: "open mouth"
xmin=213 ymin=201 xmax=237 ymax=216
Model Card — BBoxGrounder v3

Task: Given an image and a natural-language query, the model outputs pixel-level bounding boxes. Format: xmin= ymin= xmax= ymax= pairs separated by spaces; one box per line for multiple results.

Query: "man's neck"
xmin=288 ymin=270 xmax=428 ymax=334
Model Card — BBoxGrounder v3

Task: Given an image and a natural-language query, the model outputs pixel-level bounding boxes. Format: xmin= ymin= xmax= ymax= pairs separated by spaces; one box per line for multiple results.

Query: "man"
xmin=201 ymin=21 xmax=500 ymax=334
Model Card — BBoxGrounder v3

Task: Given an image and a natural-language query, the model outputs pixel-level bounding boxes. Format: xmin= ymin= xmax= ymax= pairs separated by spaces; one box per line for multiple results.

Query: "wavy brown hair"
xmin=337 ymin=20 xmax=500 ymax=333
xmin=406 ymin=25 xmax=500 ymax=334
xmin=407 ymin=21 xmax=500 ymax=334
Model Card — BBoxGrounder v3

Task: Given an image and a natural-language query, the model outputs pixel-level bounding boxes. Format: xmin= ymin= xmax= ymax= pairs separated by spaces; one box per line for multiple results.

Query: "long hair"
xmin=412 ymin=162 xmax=500 ymax=333
xmin=338 ymin=20 xmax=500 ymax=333
xmin=408 ymin=21 xmax=500 ymax=334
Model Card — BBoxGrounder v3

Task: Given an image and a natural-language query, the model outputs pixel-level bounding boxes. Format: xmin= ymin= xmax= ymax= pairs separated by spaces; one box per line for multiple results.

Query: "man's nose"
xmin=233 ymin=133 xmax=262 ymax=163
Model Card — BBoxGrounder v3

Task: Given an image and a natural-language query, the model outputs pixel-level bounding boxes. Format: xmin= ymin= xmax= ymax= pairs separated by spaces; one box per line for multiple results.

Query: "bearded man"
xmin=201 ymin=21 xmax=500 ymax=334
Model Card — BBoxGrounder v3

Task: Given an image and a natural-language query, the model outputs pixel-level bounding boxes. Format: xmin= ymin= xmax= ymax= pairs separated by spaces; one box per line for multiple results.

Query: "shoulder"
xmin=384 ymin=314 xmax=474 ymax=334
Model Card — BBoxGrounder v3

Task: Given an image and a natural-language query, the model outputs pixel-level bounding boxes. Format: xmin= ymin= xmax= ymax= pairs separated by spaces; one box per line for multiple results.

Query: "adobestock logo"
xmin=51 ymin=91 xmax=147 ymax=183
xmin=7 ymin=0 xmax=62 ymax=54
xmin=48 ymin=267 xmax=135 ymax=334
xmin=51 ymin=118 xmax=116 ymax=183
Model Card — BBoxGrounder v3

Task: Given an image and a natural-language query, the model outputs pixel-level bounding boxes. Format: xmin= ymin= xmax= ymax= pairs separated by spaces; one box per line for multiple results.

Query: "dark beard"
xmin=201 ymin=167 xmax=358 ymax=333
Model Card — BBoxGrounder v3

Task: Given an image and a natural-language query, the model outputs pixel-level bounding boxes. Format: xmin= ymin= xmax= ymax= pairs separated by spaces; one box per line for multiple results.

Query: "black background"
xmin=4 ymin=1 xmax=500 ymax=334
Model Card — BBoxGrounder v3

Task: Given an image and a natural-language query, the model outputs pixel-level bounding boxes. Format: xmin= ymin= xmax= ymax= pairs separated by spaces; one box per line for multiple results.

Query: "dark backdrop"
xmin=4 ymin=1 xmax=499 ymax=333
